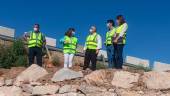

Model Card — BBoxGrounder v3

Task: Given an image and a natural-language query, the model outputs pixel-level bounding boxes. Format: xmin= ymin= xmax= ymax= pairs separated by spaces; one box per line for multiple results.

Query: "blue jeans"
xmin=106 ymin=45 xmax=114 ymax=68
xmin=113 ymin=44 xmax=124 ymax=69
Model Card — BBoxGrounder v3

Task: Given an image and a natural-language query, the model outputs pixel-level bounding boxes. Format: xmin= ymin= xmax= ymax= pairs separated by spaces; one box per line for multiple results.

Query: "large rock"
xmin=142 ymin=71 xmax=170 ymax=89
xmin=84 ymin=70 xmax=108 ymax=86
xmin=51 ymin=68 xmax=83 ymax=82
xmin=153 ymin=61 xmax=170 ymax=72
xmin=0 ymin=77 xmax=5 ymax=86
xmin=14 ymin=64 xmax=48 ymax=86
xmin=111 ymin=71 xmax=140 ymax=88
xmin=59 ymin=85 xmax=79 ymax=94
xmin=32 ymin=85 xmax=60 ymax=95
xmin=0 ymin=86 xmax=23 ymax=96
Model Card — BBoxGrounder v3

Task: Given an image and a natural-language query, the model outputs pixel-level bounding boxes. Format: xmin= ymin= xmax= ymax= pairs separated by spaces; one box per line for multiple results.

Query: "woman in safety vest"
xmin=60 ymin=28 xmax=78 ymax=68
xmin=113 ymin=15 xmax=128 ymax=69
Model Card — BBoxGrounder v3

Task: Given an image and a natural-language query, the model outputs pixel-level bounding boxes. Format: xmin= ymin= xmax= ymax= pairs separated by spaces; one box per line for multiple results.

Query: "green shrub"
xmin=124 ymin=63 xmax=152 ymax=72
xmin=134 ymin=65 xmax=152 ymax=72
xmin=0 ymin=46 xmax=13 ymax=68
xmin=12 ymin=39 xmax=26 ymax=56
xmin=14 ymin=55 xmax=27 ymax=67
xmin=0 ymin=39 xmax=28 ymax=68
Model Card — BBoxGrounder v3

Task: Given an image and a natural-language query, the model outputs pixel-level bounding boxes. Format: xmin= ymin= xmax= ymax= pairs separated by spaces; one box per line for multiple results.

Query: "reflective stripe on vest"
xmin=63 ymin=36 xmax=78 ymax=54
xmin=86 ymin=33 xmax=98 ymax=49
xmin=28 ymin=32 xmax=43 ymax=48
xmin=116 ymin=24 xmax=127 ymax=44
xmin=106 ymin=28 xmax=116 ymax=45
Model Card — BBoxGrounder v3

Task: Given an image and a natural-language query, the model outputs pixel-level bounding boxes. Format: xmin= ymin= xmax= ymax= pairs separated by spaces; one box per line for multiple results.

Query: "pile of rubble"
xmin=1 ymin=64 xmax=170 ymax=96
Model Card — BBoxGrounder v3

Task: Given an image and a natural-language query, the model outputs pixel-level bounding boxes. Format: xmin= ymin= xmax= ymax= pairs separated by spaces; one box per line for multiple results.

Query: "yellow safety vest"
xmin=63 ymin=36 xmax=78 ymax=54
xmin=116 ymin=24 xmax=127 ymax=44
xmin=28 ymin=31 xmax=43 ymax=48
xmin=106 ymin=28 xmax=116 ymax=45
xmin=86 ymin=33 xmax=98 ymax=50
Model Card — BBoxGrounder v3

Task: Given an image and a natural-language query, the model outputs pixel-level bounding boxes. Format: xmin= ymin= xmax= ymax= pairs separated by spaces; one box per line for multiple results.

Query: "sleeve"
xmin=23 ymin=31 xmax=31 ymax=40
xmin=42 ymin=34 xmax=46 ymax=42
xmin=59 ymin=37 xmax=65 ymax=44
xmin=118 ymin=23 xmax=128 ymax=38
xmin=24 ymin=31 xmax=31 ymax=37
xmin=97 ymin=35 xmax=102 ymax=49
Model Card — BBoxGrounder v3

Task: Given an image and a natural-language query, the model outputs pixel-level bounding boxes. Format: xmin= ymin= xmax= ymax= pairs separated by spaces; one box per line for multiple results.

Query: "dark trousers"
xmin=113 ymin=44 xmax=124 ymax=69
xmin=106 ymin=45 xmax=114 ymax=68
xmin=83 ymin=49 xmax=97 ymax=71
xmin=28 ymin=47 xmax=42 ymax=66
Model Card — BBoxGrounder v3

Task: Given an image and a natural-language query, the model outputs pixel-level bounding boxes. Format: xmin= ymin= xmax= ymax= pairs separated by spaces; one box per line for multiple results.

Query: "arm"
xmin=42 ymin=34 xmax=46 ymax=46
xmin=118 ymin=23 xmax=128 ymax=38
xmin=59 ymin=37 xmax=65 ymax=44
xmin=97 ymin=35 xmax=102 ymax=50
xmin=23 ymin=32 xmax=30 ymax=41
xmin=96 ymin=35 xmax=102 ymax=54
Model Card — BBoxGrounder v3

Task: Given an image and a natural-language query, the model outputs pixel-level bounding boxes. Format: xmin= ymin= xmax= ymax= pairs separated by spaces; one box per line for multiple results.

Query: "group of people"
xmin=24 ymin=15 xmax=128 ymax=71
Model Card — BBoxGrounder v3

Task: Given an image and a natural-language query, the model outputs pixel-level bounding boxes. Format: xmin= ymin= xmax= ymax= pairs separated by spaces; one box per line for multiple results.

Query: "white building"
xmin=0 ymin=26 xmax=15 ymax=46
xmin=0 ymin=26 xmax=15 ymax=38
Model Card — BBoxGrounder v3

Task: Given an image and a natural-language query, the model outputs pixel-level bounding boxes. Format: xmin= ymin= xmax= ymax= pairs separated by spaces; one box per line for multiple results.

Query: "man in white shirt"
xmin=83 ymin=26 xmax=102 ymax=71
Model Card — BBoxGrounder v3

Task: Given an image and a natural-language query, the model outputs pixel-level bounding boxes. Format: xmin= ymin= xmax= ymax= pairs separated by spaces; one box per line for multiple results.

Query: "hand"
xmin=23 ymin=34 xmax=30 ymax=41
xmin=96 ymin=49 xmax=99 ymax=54
xmin=114 ymin=38 xmax=118 ymax=43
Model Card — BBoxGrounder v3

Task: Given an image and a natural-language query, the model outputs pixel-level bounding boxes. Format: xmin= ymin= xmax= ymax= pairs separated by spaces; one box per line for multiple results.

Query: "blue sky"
xmin=0 ymin=0 xmax=170 ymax=64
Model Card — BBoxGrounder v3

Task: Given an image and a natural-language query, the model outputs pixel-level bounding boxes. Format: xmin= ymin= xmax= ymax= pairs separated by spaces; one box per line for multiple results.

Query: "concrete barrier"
xmin=125 ymin=56 xmax=150 ymax=67
xmin=46 ymin=37 xmax=56 ymax=47
xmin=153 ymin=61 xmax=170 ymax=72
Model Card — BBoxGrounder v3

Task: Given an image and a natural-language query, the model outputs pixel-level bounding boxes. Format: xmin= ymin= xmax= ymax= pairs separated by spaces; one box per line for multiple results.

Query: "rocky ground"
xmin=1 ymin=64 xmax=170 ymax=96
